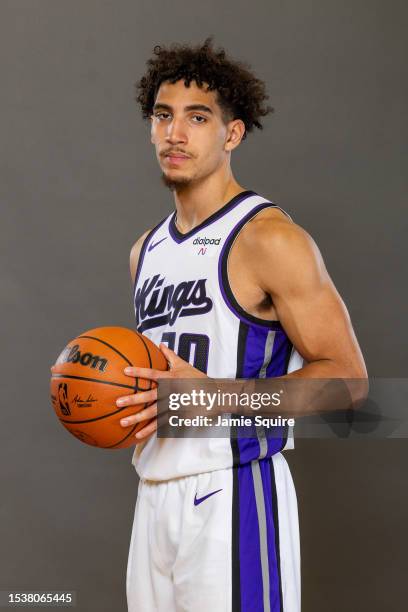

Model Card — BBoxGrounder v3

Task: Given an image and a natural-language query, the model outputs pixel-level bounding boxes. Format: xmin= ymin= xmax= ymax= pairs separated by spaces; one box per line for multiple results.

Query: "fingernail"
xmin=116 ymin=398 xmax=126 ymax=406
xmin=121 ymin=419 xmax=129 ymax=426
xmin=124 ymin=367 xmax=133 ymax=374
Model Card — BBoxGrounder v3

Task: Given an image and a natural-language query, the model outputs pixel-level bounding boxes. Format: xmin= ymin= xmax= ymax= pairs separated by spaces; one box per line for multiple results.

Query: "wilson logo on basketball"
xmin=57 ymin=344 xmax=108 ymax=372
xmin=135 ymin=274 xmax=213 ymax=332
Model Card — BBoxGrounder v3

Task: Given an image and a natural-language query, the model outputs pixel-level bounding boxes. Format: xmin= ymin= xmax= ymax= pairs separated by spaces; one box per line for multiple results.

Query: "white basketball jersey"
xmin=131 ymin=191 xmax=303 ymax=480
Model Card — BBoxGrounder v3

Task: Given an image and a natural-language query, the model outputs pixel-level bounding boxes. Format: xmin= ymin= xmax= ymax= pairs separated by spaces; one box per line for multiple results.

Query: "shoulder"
xmin=129 ymin=229 xmax=152 ymax=284
xmin=130 ymin=228 xmax=152 ymax=260
xmin=236 ymin=207 xmax=327 ymax=291
xmin=240 ymin=206 xmax=321 ymax=264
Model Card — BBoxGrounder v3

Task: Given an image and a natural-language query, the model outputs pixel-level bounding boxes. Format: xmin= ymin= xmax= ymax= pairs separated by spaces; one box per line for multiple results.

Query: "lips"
xmin=164 ymin=153 xmax=190 ymax=165
xmin=165 ymin=153 xmax=190 ymax=159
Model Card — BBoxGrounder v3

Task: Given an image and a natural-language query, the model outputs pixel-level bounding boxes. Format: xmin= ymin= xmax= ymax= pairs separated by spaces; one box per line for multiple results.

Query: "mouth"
xmin=164 ymin=153 xmax=191 ymax=166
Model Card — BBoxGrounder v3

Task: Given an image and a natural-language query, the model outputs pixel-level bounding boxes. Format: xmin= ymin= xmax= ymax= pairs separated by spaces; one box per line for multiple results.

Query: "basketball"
xmin=50 ymin=326 xmax=168 ymax=449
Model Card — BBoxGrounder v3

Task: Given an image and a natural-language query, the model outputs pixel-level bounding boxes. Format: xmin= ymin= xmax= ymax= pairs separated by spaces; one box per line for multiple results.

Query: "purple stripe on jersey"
xmin=242 ymin=325 xmax=270 ymax=377
xmin=264 ymin=331 xmax=292 ymax=456
xmin=218 ymin=202 xmax=285 ymax=331
xmin=238 ymin=464 xmax=264 ymax=612
xmin=236 ymin=325 xmax=269 ymax=463
xmin=236 ymin=324 xmax=290 ymax=463
xmin=259 ymin=458 xmax=283 ymax=612
xmin=266 ymin=331 xmax=291 ymax=377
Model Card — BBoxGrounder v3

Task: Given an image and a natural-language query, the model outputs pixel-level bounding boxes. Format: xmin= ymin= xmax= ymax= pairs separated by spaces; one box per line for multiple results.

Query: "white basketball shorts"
xmin=126 ymin=452 xmax=300 ymax=612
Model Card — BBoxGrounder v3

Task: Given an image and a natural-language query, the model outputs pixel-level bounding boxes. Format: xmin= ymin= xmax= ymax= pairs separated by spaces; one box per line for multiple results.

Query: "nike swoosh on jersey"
xmin=194 ymin=488 xmax=223 ymax=506
xmin=148 ymin=237 xmax=167 ymax=252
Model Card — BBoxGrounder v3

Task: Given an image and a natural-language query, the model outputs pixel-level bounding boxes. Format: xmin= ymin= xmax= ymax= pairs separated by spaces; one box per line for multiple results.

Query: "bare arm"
xmin=237 ymin=214 xmax=368 ymax=413
xmin=234 ymin=213 xmax=368 ymax=415
xmin=129 ymin=229 xmax=152 ymax=288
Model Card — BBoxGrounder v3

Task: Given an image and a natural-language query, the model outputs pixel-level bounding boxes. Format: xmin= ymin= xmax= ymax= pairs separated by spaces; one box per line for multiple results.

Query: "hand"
xmin=116 ymin=343 xmax=208 ymax=443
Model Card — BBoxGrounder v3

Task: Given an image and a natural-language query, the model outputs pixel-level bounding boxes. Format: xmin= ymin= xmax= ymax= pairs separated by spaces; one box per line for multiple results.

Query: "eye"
xmin=155 ymin=112 xmax=171 ymax=120
xmin=191 ymin=114 xmax=207 ymax=123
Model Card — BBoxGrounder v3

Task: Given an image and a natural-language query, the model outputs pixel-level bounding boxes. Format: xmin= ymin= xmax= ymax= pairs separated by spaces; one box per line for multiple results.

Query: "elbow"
xmin=348 ymin=363 xmax=369 ymax=409
xmin=341 ymin=355 xmax=368 ymax=381
xmin=340 ymin=359 xmax=369 ymax=408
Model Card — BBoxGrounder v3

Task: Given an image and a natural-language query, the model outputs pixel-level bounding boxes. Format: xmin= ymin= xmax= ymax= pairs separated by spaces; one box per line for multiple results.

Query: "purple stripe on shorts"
xmin=266 ymin=430 xmax=286 ymax=458
xmin=238 ymin=464 xmax=264 ymax=612
xmin=259 ymin=458 xmax=283 ymax=611
xmin=237 ymin=436 xmax=260 ymax=465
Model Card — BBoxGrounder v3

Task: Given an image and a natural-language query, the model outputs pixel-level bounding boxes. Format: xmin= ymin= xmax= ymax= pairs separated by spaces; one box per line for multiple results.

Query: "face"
xmin=150 ymin=79 xmax=244 ymax=191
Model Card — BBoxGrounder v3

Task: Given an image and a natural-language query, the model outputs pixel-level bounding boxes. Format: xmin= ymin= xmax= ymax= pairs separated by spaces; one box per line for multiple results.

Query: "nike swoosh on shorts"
xmin=194 ymin=488 xmax=223 ymax=506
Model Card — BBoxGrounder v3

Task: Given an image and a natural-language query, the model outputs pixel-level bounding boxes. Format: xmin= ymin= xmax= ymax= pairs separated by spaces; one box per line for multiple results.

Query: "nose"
xmin=165 ymin=117 xmax=187 ymax=145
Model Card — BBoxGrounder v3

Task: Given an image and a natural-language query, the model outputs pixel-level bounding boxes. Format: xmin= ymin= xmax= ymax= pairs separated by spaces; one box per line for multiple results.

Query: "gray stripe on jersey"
xmin=259 ymin=331 xmax=276 ymax=378
xmin=257 ymin=330 xmax=276 ymax=459
xmin=252 ymin=460 xmax=271 ymax=612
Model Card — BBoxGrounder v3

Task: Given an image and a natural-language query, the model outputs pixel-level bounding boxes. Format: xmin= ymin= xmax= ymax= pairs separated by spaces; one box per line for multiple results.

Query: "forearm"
xmin=282 ymin=358 xmax=368 ymax=411
xmin=210 ymin=359 xmax=368 ymax=419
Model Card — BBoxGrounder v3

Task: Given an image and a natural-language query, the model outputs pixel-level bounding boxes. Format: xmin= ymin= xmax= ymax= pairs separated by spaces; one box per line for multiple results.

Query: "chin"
xmin=161 ymin=172 xmax=192 ymax=192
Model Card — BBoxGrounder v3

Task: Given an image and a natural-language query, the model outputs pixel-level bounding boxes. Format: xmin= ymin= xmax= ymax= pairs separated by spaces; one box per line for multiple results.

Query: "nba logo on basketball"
xmin=58 ymin=382 xmax=70 ymax=416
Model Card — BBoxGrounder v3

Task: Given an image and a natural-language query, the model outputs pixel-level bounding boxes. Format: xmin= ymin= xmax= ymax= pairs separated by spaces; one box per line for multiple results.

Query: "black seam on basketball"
xmin=77 ymin=335 xmax=132 ymax=366
xmin=136 ymin=333 xmax=155 ymax=392
xmin=136 ymin=332 xmax=153 ymax=368
xmin=59 ymin=402 xmax=148 ymax=424
xmin=135 ymin=334 xmax=164 ymax=391
xmin=104 ymin=423 xmax=139 ymax=448
xmin=51 ymin=373 xmax=144 ymax=391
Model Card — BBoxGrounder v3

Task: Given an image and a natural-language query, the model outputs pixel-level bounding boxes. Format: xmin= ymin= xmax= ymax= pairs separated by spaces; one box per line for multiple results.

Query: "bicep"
xmin=259 ymin=226 xmax=365 ymax=375
xmin=274 ymin=271 xmax=358 ymax=368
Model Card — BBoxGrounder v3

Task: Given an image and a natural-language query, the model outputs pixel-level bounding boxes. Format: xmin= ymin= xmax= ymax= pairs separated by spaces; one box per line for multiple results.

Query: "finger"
xmin=116 ymin=388 xmax=157 ymax=408
xmin=123 ymin=366 xmax=171 ymax=380
xmin=135 ymin=418 xmax=158 ymax=440
xmin=120 ymin=403 xmax=157 ymax=427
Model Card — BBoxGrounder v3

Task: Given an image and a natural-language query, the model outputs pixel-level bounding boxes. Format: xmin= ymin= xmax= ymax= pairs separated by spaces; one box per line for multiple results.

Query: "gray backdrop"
xmin=1 ymin=1 xmax=407 ymax=610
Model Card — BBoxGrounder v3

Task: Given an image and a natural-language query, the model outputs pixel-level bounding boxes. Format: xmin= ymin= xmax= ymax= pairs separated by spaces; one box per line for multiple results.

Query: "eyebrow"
xmin=152 ymin=103 xmax=213 ymax=115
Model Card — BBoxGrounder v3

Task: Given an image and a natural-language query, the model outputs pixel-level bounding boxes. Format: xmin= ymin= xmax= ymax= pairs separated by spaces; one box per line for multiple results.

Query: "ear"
xmin=224 ymin=119 xmax=246 ymax=152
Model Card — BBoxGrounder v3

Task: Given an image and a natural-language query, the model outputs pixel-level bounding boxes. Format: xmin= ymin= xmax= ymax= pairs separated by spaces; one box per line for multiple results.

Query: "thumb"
xmin=159 ymin=343 xmax=181 ymax=368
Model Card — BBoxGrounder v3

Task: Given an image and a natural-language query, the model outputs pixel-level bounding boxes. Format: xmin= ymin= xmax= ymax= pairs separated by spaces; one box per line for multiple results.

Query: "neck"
xmin=172 ymin=166 xmax=246 ymax=233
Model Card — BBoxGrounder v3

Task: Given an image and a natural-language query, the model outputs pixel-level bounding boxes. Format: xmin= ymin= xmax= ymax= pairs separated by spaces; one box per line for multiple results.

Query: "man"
xmin=117 ymin=39 xmax=367 ymax=612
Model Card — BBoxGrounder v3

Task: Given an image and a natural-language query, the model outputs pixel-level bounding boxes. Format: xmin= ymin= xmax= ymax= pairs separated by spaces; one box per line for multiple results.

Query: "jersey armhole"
xmin=132 ymin=215 xmax=170 ymax=299
xmin=218 ymin=203 xmax=291 ymax=330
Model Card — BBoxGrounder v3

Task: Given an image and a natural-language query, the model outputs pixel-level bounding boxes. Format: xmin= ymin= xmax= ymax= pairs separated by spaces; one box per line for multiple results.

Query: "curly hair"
xmin=135 ymin=38 xmax=273 ymax=139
